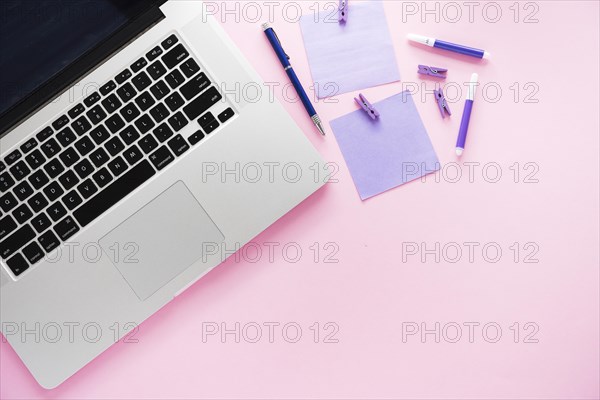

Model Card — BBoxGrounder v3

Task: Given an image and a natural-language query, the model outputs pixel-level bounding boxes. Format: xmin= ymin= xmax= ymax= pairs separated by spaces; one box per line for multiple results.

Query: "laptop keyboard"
xmin=0 ymin=33 xmax=235 ymax=278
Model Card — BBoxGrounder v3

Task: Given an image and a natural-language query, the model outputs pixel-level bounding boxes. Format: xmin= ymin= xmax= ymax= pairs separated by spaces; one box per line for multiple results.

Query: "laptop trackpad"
xmin=99 ymin=181 xmax=225 ymax=301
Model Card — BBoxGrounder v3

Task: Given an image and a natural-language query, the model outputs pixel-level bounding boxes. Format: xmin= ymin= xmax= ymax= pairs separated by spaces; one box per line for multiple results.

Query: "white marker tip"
xmin=456 ymin=148 xmax=463 ymax=156
xmin=483 ymin=51 xmax=491 ymax=60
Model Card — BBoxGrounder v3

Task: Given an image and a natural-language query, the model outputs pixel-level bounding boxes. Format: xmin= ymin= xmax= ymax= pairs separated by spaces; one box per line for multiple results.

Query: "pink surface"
xmin=1 ymin=1 xmax=599 ymax=399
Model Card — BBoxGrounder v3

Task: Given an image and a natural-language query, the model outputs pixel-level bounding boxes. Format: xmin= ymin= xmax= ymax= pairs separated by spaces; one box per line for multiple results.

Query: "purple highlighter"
xmin=408 ymin=34 xmax=491 ymax=60
xmin=456 ymin=73 xmax=479 ymax=156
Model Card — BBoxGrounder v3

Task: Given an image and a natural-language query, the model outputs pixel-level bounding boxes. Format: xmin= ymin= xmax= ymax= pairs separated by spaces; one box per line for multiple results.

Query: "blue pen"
xmin=262 ymin=23 xmax=325 ymax=136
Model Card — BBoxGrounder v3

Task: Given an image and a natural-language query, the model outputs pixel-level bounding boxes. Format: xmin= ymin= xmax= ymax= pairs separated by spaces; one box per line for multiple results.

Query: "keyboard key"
xmin=198 ymin=112 xmax=215 ymax=127
xmin=20 ymin=138 xmax=38 ymax=154
xmin=165 ymin=92 xmax=185 ymax=111
xmin=31 ymin=213 xmax=52 ymax=233
xmin=28 ymin=170 xmax=49 ymax=190
xmin=105 ymin=114 xmax=125 ymax=133
xmin=120 ymin=102 xmax=140 ymax=122
xmin=168 ymin=112 xmax=188 ymax=132
xmin=12 ymin=204 xmax=33 ymax=224
xmin=74 ymin=135 xmax=95 ymax=156
xmin=77 ymin=179 xmax=98 ymax=199
xmin=180 ymin=58 xmax=200 ymax=78
xmin=1 ymin=192 xmax=18 ymax=212
xmin=62 ymin=190 xmax=83 ymax=210
xmin=92 ymin=167 xmax=113 ymax=188
xmin=0 ymin=215 xmax=17 ymax=240
xmin=218 ymin=107 xmax=235 ymax=123
xmin=54 ymin=216 xmax=80 ymax=241
xmin=165 ymin=70 xmax=185 ymax=89
xmin=23 ymin=242 xmax=44 ymax=264
xmin=44 ymin=158 xmax=64 ymax=178
xmin=119 ymin=126 xmax=140 ymax=145
xmin=73 ymin=160 xmax=155 ymax=227
xmin=13 ymin=181 xmax=33 ymax=201
xmin=107 ymin=156 xmax=128 ymax=177
xmin=132 ymin=72 xmax=152 ymax=91
xmin=0 ymin=162 xmax=4 ymax=172
xmin=73 ymin=159 xmax=94 ymax=179
xmin=202 ymin=119 xmax=220 ymax=135
xmin=36 ymin=126 xmax=54 ymax=142
xmin=134 ymin=114 xmax=155 ymax=134
xmin=180 ymin=72 xmax=210 ymax=100
xmin=149 ymin=146 xmax=174 ymax=171
xmin=40 ymin=138 xmax=61 ymax=158
xmin=135 ymin=91 xmax=156 ymax=112
xmin=87 ymin=105 xmax=107 ymax=125
xmin=47 ymin=202 xmax=67 ymax=222
xmin=52 ymin=115 xmax=69 ymax=130
xmin=90 ymin=148 xmax=110 ymax=167
xmin=58 ymin=170 xmax=79 ymax=190
xmin=123 ymin=145 xmax=143 ymax=165
xmin=153 ymin=123 xmax=174 ymax=143
xmin=101 ymin=94 xmax=122 ymax=114
xmin=5 ymin=149 xmax=21 ymax=165
xmin=183 ymin=87 xmax=222 ymax=120
xmin=68 ymin=103 xmax=86 ymax=119
xmin=10 ymin=161 xmax=31 ymax=181
xmin=115 ymin=69 xmax=132 ymax=84
xmin=39 ymin=230 xmax=60 ymax=253
xmin=131 ymin=57 xmax=147 ymax=73
xmin=0 ymin=224 xmax=35 ymax=259
xmin=0 ymin=173 xmax=16 ymax=192
xmin=168 ymin=135 xmax=190 ymax=156
xmin=162 ymin=44 xmax=189 ymax=69
xmin=150 ymin=80 xmax=170 ymax=100
xmin=56 ymin=127 xmax=76 ymax=146
xmin=100 ymin=80 xmax=117 ymax=95
xmin=147 ymin=46 xmax=164 ymax=62
xmin=71 ymin=116 xmax=92 ymax=135
xmin=28 ymin=193 xmax=49 ymax=213
xmin=117 ymin=82 xmax=137 ymax=103
xmin=161 ymin=34 xmax=178 ymax=50
xmin=105 ymin=136 xmax=125 ymax=156
xmin=139 ymin=134 xmax=159 ymax=154
xmin=147 ymin=60 xmax=167 ymax=80
xmin=84 ymin=92 xmax=101 ymax=107
xmin=58 ymin=147 xmax=80 ymax=168
xmin=90 ymin=125 xmax=111 ymax=145
xmin=24 ymin=149 xmax=45 ymax=170
xmin=43 ymin=182 xmax=64 ymax=202
xmin=150 ymin=103 xmax=170 ymax=123
xmin=188 ymin=130 xmax=205 ymax=146
xmin=6 ymin=253 xmax=29 ymax=276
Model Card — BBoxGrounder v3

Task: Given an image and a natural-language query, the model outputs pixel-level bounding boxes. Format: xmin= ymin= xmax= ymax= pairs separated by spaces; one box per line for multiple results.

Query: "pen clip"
xmin=271 ymin=28 xmax=290 ymax=60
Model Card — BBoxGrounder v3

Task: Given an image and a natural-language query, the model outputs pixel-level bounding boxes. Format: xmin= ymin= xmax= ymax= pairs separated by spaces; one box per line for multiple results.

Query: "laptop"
xmin=0 ymin=0 xmax=325 ymax=388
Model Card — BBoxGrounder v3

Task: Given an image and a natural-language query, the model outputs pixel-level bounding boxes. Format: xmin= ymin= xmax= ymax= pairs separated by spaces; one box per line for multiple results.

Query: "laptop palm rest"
xmin=99 ymin=181 xmax=225 ymax=301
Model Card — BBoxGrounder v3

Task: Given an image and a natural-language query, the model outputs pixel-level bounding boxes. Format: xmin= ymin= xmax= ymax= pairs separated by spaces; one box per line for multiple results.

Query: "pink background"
xmin=1 ymin=1 xmax=599 ymax=399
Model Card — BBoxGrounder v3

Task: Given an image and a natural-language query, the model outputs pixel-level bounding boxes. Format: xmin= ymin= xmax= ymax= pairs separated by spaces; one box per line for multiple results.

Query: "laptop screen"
xmin=0 ymin=0 xmax=164 ymax=134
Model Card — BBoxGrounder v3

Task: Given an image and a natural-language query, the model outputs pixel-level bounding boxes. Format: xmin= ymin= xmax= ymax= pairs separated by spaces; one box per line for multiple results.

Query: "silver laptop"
xmin=0 ymin=0 xmax=325 ymax=388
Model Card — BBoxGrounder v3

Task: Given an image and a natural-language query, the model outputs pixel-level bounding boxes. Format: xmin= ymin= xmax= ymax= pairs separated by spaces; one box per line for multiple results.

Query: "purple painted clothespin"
xmin=418 ymin=65 xmax=448 ymax=79
xmin=434 ymin=88 xmax=451 ymax=118
xmin=339 ymin=0 xmax=348 ymax=23
xmin=355 ymin=93 xmax=380 ymax=120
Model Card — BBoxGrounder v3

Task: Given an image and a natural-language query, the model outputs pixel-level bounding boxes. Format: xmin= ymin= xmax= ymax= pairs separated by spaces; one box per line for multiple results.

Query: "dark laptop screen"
xmin=0 ymin=0 xmax=161 ymax=130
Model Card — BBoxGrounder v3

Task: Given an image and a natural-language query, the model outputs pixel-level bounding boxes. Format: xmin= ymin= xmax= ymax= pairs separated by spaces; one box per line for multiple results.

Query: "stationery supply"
xmin=330 ymin=91 xmax=440 ymax=200
xmin=408 ymin=33 xmax=491 ymax=60
xmin=299 ymin=1 xmax=400 ymax=98
xmin=354 ymin=93 xmax=380 ymax=120
xmin=418 ymin=65 xmax=447 ymax=79
xmin=456 ymin=73 xmax=479 ymax=156
xmin=434 ymin=88 xmax=451 ymax=118
xmin=262 ymin=23 xmax=326 ymax=136
xmin=339 ymin=0 xmax=348 ymax=23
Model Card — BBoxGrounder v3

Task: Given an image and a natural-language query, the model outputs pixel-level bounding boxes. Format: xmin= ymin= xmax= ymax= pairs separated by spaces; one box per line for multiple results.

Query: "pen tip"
xmin=455 ymin=148 xmax=463 ymax=156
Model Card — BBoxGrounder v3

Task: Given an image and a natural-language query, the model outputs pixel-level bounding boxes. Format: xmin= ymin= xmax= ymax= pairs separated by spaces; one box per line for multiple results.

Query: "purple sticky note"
xmin=299 ymin=1 xmax=400 ymax=98
xmin=330 ymin=91 xmax=440 ymax=200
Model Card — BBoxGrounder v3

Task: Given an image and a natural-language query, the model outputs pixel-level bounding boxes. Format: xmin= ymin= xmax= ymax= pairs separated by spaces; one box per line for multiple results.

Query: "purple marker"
xmin=456 ymin=73 xmax=479 ymax=156
xmin=408 ymin=34 xmax=491 ymax=59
